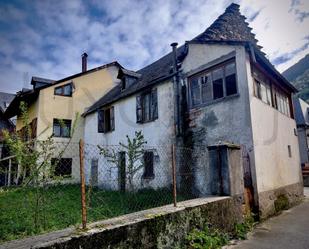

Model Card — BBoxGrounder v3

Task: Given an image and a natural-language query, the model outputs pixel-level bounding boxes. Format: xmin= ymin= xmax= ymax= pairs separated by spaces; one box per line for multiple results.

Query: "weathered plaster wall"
xmin=84 ymin=81 xmax=175 ymax=190
xmin=246 ymin=68 xmax=302 ymax=193
xmin=245 ymin=56 xmax=303 ymax=217
xmin=2 ymin=197 xmax=242 ymax=249
xmin=181 ymin=44 xmax=255 ymax=196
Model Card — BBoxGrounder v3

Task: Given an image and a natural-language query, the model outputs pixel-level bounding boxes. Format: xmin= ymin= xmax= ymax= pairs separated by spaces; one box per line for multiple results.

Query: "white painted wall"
xmin=246 ymin=58 xmax=302 ymax=193
xmin=84 ymin=81 xmax=175 ymax=190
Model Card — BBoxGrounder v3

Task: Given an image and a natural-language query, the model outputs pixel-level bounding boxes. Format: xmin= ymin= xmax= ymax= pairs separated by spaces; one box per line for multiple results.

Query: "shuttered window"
xmin=98 ymin=110 xmax=104 ymax=133
xmin=31 ymin=118 xmax=37 ymax=139
xmin=97 ymin=106 xmax=115 ymax=133
xmin=136 ymin=88 xmax=158 ymax=123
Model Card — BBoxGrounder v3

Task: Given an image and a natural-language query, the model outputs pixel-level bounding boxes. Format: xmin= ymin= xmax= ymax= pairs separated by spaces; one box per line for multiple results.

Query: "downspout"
xmin=171 ymin=42 xmax=181 ymax=136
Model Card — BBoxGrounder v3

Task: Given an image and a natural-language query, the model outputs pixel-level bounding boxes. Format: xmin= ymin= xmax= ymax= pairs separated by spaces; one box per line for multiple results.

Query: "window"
xmin=53 ymin=119 xmax=71 ymax=137
xmin=253 ymin=72 xmax=272 ymax=106
xmin=98 ymin=106 xmax=115 ymax=133
xmin=54 ymin=83 xmax=73 ymax=97
xmin=136 ymin=88 xmax=158 ymax=123
xmin=189 ymin=60 xmax=237 ymax=107
xmin=274 ymin=90 xmax=290 ymax=117
xmin=143 ymin=151 xmax=154 ymax=178
xmin=252 ymin=66 xmax=292 ymax=117
xmin=225 ymin=62 xmax=237 ymax=96
xmin=288 ymin=145 xmax=292 ymax=158
xmin=51 ymin=158 xmax=72 ymax=177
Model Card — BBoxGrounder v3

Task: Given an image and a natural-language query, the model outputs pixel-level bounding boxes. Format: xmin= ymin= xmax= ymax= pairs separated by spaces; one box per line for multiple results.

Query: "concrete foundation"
xmin=258 ymin=182 xmax=304 ymax=219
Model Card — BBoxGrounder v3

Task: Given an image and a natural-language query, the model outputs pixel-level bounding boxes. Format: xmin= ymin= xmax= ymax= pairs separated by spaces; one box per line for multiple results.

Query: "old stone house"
xmin=82 ymin=3 xmax=302 ymax=218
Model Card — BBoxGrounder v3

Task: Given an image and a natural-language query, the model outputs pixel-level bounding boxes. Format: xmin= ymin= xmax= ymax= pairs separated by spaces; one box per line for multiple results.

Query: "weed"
xmin=234 ymin=214 xmax=255 ymax=240
xmin=186 ymin=225 xmax=229 ymax=249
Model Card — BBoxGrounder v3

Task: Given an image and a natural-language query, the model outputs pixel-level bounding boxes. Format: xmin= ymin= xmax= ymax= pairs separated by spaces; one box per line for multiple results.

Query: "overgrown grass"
xmin=0 ymin=184 xmax=182 ymax=242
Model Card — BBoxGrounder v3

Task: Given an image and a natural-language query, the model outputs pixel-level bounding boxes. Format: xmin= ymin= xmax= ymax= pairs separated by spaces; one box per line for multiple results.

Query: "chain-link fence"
xmin=0 ymin=140 xmax=203 ymax=242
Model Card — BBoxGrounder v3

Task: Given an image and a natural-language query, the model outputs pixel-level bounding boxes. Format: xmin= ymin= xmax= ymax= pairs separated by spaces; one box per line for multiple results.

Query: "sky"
xmin=0 ymin=0 xmax=308 ymax=94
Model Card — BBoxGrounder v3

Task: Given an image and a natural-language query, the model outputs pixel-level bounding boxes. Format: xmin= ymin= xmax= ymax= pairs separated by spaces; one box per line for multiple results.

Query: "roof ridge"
xmin=191 ymin=2 xmax=260 ymax=48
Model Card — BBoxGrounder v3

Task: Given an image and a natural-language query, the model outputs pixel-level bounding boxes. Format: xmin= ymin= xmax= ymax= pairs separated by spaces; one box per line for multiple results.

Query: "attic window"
xmin=189 ymin=60 xmax=237 ymax=107
xmin=121 ymin=76 xmax=137 ymax=91
xmin=121 ymin=78 xmax=126 ymax=90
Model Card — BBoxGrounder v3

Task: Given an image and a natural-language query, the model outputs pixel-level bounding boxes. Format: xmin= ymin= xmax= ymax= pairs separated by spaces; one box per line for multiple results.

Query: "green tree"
xmin=98 ymin=131 xmax=147 ymax=191
xmin=3 ymin=101 xmax=79 ymax=231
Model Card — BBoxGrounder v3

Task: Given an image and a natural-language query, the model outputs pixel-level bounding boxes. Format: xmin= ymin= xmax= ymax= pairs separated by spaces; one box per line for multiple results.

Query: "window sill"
xmin=54 ymin=94 xmax=72 ymax=97
xmin=52 ymin=135 xmax=71 ymax=139
xmin=143 ymin=175 xmax=155 ymax=180
xmin=190 ymin=93 xmax=239 ymax=111
xmin=137 ymin=118 xmax=158 ymax=124
xmin=99 ymin=130 xmax=114 ymax=134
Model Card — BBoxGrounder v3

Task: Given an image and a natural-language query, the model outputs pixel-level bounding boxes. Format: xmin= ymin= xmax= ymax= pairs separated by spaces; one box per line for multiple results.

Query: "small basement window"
xmin=51 ymin=158 xmax=72 ymax=177
xmin=143 ymin=151 xmax=154 ymax=178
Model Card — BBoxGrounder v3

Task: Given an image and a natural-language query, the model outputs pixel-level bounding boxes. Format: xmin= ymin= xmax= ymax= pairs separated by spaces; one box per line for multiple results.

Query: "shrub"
xmin=186 ymin=225 xmax=229 ymax=249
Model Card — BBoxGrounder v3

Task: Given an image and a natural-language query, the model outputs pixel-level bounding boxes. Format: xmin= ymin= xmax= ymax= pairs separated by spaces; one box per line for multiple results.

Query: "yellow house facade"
xmin=6 ymin=60 xmax=121 ymax=180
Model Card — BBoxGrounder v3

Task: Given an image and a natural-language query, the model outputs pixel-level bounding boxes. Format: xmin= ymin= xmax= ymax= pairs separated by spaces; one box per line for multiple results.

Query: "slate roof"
xmin=0 ymin=92 xmax=15 ymax=112
xmin=83 ymin=3 xmax=263 ymax=116
xmin=293 ymin=97 xmax=309 ymax=126
xmin=191 ymin=3 xmax=260 ymax=48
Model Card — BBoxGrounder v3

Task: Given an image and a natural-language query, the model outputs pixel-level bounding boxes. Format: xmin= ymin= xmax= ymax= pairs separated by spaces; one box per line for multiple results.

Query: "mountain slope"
xmin=282 ymin=54 xmax=309 ymax=102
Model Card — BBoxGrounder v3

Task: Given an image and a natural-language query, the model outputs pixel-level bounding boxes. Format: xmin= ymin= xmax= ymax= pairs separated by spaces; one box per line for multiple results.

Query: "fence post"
xmin=79 ymin=139 xmax=87 ymax=229
xmin=172 ymin=144 xmax=177 ymax=207
xmin=8 ymin=158 xmax=11 ymax=187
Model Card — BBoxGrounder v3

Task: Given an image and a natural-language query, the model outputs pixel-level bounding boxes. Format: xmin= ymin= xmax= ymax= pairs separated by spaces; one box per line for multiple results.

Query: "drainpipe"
xmin=171 ymin=42 xmax=181 ymax=136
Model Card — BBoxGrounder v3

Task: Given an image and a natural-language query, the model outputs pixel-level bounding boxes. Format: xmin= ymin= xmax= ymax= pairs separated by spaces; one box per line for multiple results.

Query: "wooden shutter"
xmin=136 ymin=95 xmax=142 ymax=123
xmin=151 ymin=89 xmax=158 ymax=120
xmin=31 ymin=118 xmax=37 ymax=139
xmin=110 ymin=106 xmax=115 ymax=131
xmin=97 ymin=110 xmax=104 ymax=133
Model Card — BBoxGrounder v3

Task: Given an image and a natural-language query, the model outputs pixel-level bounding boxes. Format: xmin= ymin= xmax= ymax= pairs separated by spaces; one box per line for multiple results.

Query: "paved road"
xmin=228 ymin=188 xmax=309 ymax=249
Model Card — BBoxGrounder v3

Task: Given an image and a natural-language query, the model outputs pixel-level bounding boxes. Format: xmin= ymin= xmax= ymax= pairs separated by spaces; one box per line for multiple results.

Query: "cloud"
xmin=0 ymin=0 xmax=308 ymax=93
xmin=239 ymin=0 xmax=309 ymax=72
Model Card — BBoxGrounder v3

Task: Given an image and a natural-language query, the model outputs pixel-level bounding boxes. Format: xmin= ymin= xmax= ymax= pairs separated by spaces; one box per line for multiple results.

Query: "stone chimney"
xmin=82 ymin=53 xmax=88 ymax=72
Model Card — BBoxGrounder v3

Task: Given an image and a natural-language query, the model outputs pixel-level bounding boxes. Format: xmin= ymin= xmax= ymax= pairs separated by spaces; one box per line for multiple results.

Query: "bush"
xmin=233 ymin=214 xmax=255 ymax=240
xmin=186 ymin=225 xmax=229 ymax=249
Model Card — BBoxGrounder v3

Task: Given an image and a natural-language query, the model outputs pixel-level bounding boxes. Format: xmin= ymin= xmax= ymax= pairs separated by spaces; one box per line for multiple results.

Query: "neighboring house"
xmin=0 ymin=92 xmax=15 ymax=186
xmin=293 ymin=97 xmax=309 ymax=167
xmin=5 ymin=54 xmax=122 ymax=181
xmin=0 ymin=92 xmax=15 ymax=156
xmin=293 ymin=97 xmax=309 ymax=186
xmin=83 ymin=3 xmax=303 ymax=218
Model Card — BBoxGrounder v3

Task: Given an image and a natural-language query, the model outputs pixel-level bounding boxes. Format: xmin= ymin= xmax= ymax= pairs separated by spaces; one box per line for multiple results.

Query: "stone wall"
xmin=2 ymin=197 xmax=242 ymax=249
xmin=258 ymin=182 xmax=304 ymax=219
